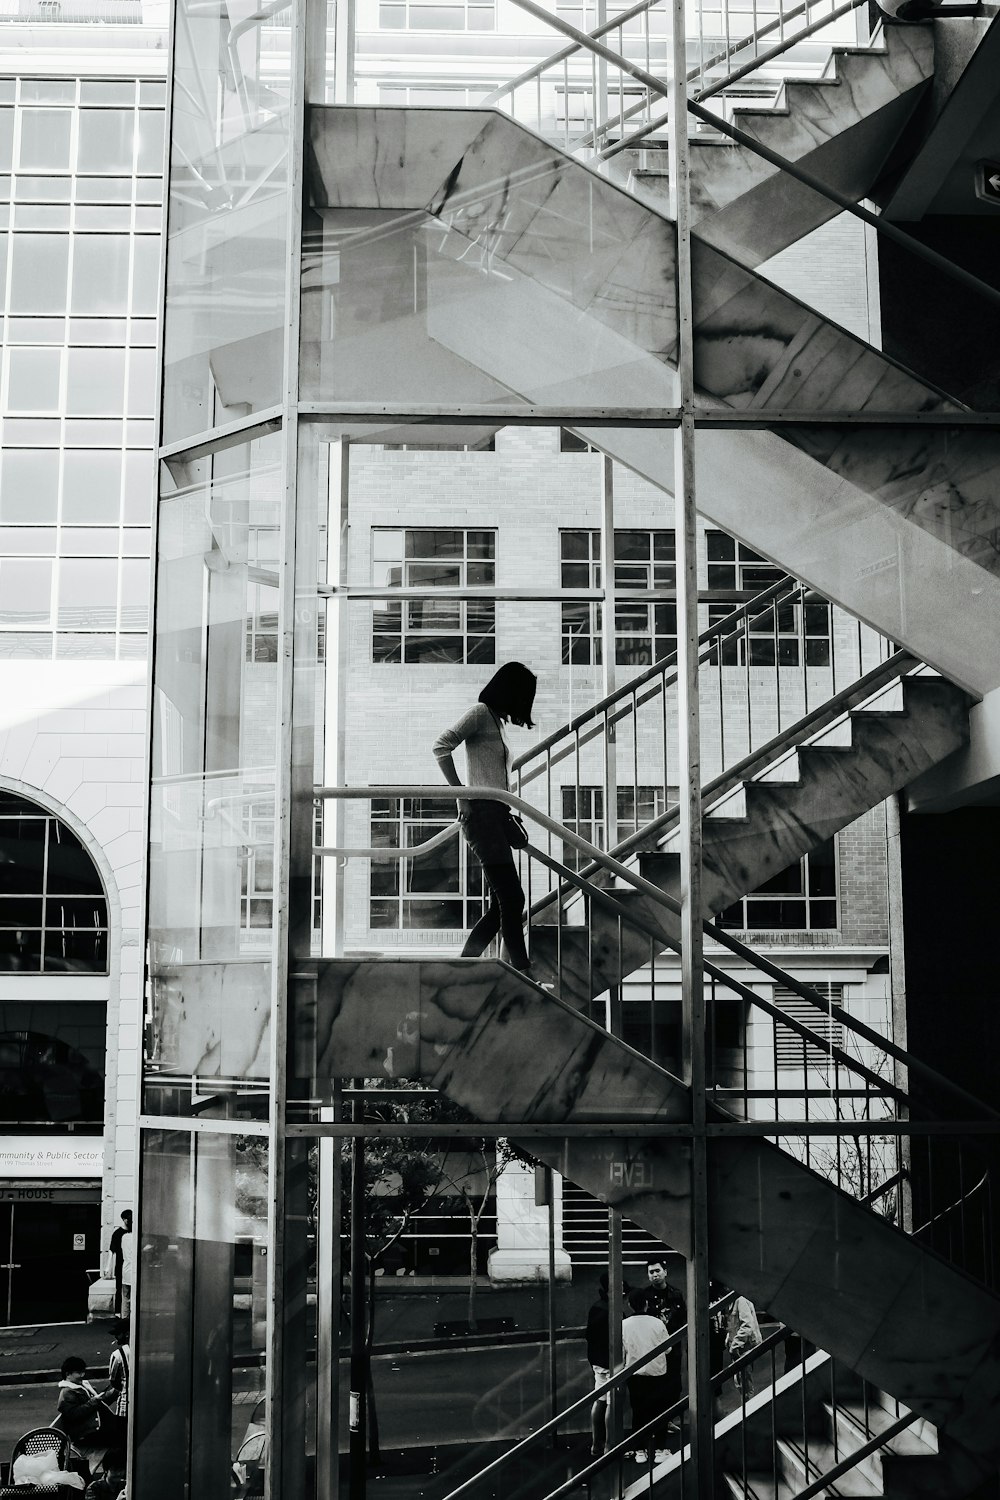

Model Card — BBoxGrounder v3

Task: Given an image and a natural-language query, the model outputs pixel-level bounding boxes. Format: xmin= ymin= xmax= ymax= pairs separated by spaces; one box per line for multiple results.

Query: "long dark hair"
xmin=479 ymin=662 xmax=536 ymax=728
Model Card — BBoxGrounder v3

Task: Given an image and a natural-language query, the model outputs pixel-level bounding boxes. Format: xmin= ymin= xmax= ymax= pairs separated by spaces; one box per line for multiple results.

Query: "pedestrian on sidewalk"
xmin=102 ymin=1211 xmax=132 ymax=1317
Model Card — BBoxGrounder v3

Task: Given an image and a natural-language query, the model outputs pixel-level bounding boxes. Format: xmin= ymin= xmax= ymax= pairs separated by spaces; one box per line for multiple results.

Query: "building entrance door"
xmin=0 ymin=1202 xmax=100 ymax=1326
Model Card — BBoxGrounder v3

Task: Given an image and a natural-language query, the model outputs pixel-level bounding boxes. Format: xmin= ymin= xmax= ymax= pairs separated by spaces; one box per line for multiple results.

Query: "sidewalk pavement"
xmin=0 ymin=1277 xmax=602 ymax=1385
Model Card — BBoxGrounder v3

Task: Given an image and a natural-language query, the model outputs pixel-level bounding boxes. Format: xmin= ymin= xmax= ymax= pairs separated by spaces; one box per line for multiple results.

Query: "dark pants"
xmin=460 ymin=801 xmax=529 ymax=970
xmin=627 ymin=1373 xmax=674 ymax=1450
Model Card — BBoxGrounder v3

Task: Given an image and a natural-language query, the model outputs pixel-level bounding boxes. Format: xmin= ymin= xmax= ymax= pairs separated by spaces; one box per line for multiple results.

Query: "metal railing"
xmin=316 ymin=780 xmax=997 ymax=1239
xmin=474 ymin=0 xmax=866 ymax=161
xmin=511 ymin=576 xmax=893 ymax=898
xmin=432 ymin=1158 xmax=990 ymax=1500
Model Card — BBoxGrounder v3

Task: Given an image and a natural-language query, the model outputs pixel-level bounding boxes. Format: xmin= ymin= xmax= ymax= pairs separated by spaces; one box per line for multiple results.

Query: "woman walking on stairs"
xmin=433 ymin=661 xmax=537 ymax=974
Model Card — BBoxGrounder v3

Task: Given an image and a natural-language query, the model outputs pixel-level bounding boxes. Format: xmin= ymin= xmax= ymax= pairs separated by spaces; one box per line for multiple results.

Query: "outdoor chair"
xmin=0 ymin=1426 xmax=75 ymax=1497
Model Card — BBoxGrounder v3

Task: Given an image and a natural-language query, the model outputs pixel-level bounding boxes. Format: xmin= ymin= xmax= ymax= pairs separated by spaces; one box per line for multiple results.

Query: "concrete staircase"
xmin=627 ymin=25 xmax=935 ymax=265
xmin=716 ymin=1377 xmax=956 ymax=1500
xmin=300 ymin=953 xmax=1000 ymax=1488
xmin=527 ymin=671 xmax=971 ymax=1008
xmin=305 ymin=98 xmax=1000 ymax=695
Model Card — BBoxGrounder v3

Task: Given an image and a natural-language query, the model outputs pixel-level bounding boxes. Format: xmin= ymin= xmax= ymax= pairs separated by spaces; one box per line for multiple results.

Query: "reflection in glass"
xmin=133 ymin=1129 xmax=270 ymax=1500
xmin=146 ymin=431 xmax=282 ymax=1102
xmin=161 ymin=0 xmax=293 ymax=442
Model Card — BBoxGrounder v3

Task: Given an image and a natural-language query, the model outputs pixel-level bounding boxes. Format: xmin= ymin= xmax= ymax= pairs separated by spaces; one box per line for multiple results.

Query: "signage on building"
xmin=0 ymin=1137 xmax=103 ymax=1180
xmin=978 ymin=162 xmax=1000 ymax=206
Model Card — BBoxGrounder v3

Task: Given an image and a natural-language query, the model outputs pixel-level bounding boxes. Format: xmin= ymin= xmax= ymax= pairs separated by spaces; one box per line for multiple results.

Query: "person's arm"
xmin=432 ymin=705 xmax=485 ymax=788
xmin=98 ymin=1353 xmax=122 ymax=1403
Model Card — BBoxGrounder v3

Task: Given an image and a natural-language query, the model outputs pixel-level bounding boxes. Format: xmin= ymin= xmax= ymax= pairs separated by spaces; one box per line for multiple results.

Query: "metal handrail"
xmin=793 ymin=1412 xmax=919 ymax=1500
xmin=316 ymin=785 xmax=937 ymax=1115
xmin=478 ymin=0 xmax=670 ymax=108
xmin=441 ymin=1316 xmax=690 ymax=1500
xmin=599 ymin=0 xmax=865 ymax=160
xmin=483 ymin=0 xmax=865 ymax=158
xmin=510 ymin=573 xmax=798 ymax=778
xmin=553 ymin=647 xmax=916 ymax=885
xmin=503 ymin=0 xmax=1000 ymax=320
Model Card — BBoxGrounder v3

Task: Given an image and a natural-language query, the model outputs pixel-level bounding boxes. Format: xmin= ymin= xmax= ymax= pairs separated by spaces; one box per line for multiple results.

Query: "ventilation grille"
xmin=773 ymin=983 xmax=844 ymax=1070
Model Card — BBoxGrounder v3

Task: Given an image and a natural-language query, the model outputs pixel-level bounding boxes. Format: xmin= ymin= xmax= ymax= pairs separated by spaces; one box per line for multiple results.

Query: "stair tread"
xmin=828 ymin=1401 xmax=939 ymax=1458
xmin=779 ymin=1437 xmax=883 ymax=1495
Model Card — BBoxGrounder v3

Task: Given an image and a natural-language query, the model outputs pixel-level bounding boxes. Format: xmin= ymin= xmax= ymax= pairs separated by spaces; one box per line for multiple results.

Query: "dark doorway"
xmin=0 ymin=1201 xmax=100 ymax=1325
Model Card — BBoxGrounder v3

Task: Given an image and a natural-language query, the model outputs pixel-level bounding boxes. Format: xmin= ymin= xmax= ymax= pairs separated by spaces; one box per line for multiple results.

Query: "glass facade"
xmin=135 ymin=3 xmax=998 ymax=1498
xmin=0 ymin=75 xmax=160 ymax=659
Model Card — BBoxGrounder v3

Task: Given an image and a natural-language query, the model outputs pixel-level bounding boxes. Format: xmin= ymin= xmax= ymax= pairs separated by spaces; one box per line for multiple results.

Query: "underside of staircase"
xmin=297 ymin=948 xmax=1000 ymax=1487
xmin=303 ymin=91 xmax=1000 ymax=694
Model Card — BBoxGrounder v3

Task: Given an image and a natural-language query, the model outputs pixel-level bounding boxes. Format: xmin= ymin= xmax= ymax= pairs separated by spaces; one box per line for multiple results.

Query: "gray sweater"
xmin=433 ymin=703 xmax=509 ymax=796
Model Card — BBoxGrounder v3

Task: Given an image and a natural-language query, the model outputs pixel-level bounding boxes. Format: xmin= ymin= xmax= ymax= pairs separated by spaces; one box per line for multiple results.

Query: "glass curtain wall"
xmin=137 ymin=0 xmax=1000 ymax=1495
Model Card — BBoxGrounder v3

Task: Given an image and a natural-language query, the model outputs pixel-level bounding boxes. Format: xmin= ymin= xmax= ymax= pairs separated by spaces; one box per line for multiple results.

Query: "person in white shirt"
xmin=622 ymin=1288 xmax=674 ymax=1464
xmin=434 ymin=662 xmax=537 ymax=973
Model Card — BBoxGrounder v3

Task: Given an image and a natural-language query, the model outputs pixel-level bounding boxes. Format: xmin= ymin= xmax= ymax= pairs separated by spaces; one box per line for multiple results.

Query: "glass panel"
xmin=65 ymin=348 xmax=127 ymax=415
xmin=146 ymin=430 xmax=283 ymax=1110
xmin=0 ymin=559 xmax=52 ymax=625
xmin=8 ymin=234 xmax=69 ymax=314
xmin=62 ymin=451 xmax=122 ymax=524
xmin=58 ymin=559 xmax=119 ymax=629
xmin=133 ymin=1128 xmax=269 ymax=1499
xmin=161 ymin=0 xmax=293 ymax=442
xmin=76 ymin=109 xmax=136 ymax=174
xmin=0 ymin=450 xmax=59 ymax=522
xmin=71 ymin=235 xmax=131 ymax=314
xmin=6 ymin=347 xmax=61 ymax=412
xmin=0 ymin=1000 xmax=105 ymax=1121
xmin=17 ymin=110 xmax=72 ymax=171
xmin=300 ymin=110 xmax=678 ymax=412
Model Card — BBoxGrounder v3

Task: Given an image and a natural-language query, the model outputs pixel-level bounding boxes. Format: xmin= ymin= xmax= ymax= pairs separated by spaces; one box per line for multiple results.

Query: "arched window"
xmin=0 ymin=791 xmax=109 ymax=973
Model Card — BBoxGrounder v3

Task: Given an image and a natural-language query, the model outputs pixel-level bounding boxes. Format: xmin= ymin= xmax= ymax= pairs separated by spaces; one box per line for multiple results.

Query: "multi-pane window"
xmin=706 ymin=531 xmax=831 ymax=667
xmin=370 ymin=797 xmax=485 ymax=929
xmin=718 ymin=838 xmax=838 ymax=930
xmin=0 ymin=792 xmax=109 ymax=973
xmin=0 ymin=76 xmax=163 ymax=660
xmin=561 ymin=785 xmax=669 ymax=868
xmin=372 ymin=528 xmax=496 ymax=665
xmin=772 ymin=983 xmax=844 ymax=1071
xmin=0 ymin=1000 xmax=106 ymax=1125
xmin=560 ymin=530 xmax=676 ymax=667
xmin=378 ymin=0 xmax=495 ymax=29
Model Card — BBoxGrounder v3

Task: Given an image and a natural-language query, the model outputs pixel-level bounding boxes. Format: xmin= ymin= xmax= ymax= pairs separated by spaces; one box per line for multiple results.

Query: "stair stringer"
xmin=527 ymin=676 xmax=971 ymax=1009
xmin=306 ymin=955 xmax=1000 ymax=1484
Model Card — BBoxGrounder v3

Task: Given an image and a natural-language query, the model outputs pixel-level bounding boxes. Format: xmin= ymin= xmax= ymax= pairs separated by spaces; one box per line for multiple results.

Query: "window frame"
xmin=371 ymin=526 xmax=497 ymax=666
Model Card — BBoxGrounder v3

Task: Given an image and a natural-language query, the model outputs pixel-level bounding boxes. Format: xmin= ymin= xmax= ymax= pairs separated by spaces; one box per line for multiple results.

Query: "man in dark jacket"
xmin=55 ymin=1357 xmax=126 ymax=1460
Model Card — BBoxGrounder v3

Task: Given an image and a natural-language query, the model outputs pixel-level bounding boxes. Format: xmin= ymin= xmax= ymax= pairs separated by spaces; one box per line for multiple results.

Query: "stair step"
xmin=868 ymin=1389 xmax=939 ymax=1453
xmin=778 ymin=1436 xmax=882 ymax=1496
xmin=828 ymin=1400 xmax=939 ymax=1461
